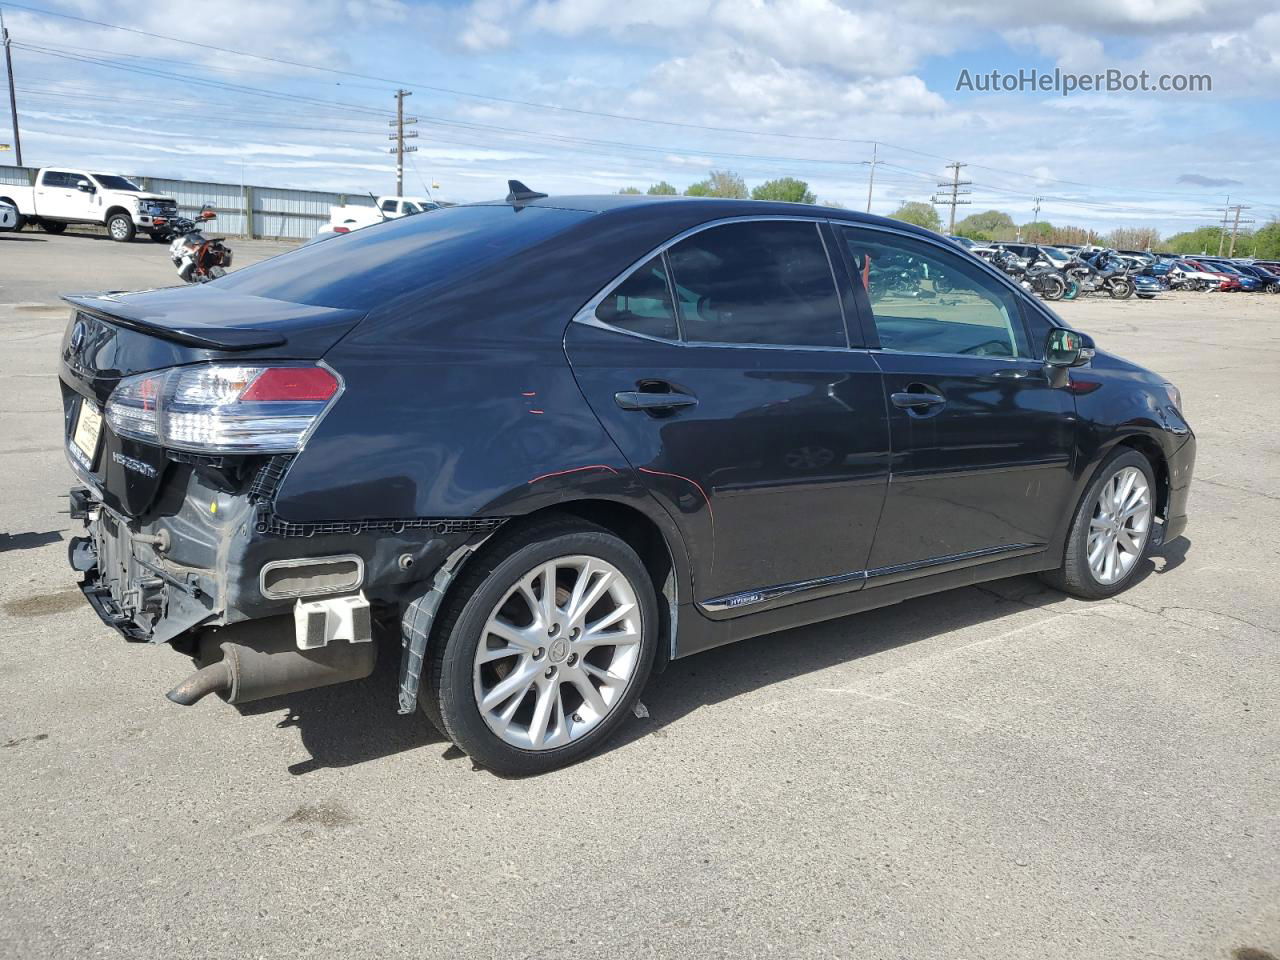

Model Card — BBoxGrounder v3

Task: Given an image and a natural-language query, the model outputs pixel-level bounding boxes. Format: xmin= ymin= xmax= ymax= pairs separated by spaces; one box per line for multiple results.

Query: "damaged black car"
xmin=60 ymin=183 xmax=1195 ymax=775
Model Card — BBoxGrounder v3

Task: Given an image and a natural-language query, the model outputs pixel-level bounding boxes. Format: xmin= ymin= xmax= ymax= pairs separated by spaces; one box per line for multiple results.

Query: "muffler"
xmin=166 ymin=618 xmax=376 ymax=706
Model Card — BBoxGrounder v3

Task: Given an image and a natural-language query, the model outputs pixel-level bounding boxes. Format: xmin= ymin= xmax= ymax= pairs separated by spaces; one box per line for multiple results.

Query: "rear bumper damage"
xmin=67 ymin=455 xmax=501 ymax=705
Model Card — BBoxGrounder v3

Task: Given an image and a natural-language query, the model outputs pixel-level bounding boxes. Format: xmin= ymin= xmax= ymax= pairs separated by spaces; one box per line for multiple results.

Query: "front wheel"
xmin=106 ymin=213 xmax=135 ymax=242
xmin=1037 ymin=274 xmax=1066 ymax=301
xmin=1042 ymin=449 xmax=1156 ymax=599
xmin=1108 ymin=278 xmax=1135 ymax=300
xmin=422 ymin=520 xmax=658 ymax=775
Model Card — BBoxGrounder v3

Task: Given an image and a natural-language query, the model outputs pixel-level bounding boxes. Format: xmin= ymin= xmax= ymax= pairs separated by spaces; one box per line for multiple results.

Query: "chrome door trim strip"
xmin=697 ymin=542 xmax=1042 ymax=613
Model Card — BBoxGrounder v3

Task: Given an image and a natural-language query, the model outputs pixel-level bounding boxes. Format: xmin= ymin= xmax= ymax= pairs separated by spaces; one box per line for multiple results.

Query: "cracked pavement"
xmin=1 ymin=231 xmax=1277 ymax=959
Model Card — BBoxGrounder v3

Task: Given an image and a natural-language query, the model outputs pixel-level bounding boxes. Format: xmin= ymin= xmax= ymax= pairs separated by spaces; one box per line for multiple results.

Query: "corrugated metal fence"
xmin=0 ymin=165 xmax=377 ymax=239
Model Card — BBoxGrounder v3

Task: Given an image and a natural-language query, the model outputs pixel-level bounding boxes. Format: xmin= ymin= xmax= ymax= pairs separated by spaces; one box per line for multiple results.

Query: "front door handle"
xmin=891 ymin=391 xmax=946 ymax=410
xmin=614 ymin=391 xmax=698 ymax=412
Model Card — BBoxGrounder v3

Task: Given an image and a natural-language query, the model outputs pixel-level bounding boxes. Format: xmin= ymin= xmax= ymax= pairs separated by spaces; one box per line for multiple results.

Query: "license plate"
xmin=73 ymin=402 xmax=103 ymax=460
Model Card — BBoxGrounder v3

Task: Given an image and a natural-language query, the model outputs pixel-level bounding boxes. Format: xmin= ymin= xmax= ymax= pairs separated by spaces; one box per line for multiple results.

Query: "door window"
xmin=838 ymin=226 xmax=1029 ymax=358
xmin=594 ymin=255 xmax=679 ymax=340
xmin=665 ymin=220 xmax=846 ymax=348
xmin=380 ymin=199 xmax=397 ymax=212
xmin=41 ymin=171 xmax=74 ymax=188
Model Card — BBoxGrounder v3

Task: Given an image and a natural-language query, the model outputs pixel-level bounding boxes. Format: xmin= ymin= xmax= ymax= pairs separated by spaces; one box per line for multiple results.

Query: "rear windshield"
xmin=215 ymin=204 xmax=589 ymax=310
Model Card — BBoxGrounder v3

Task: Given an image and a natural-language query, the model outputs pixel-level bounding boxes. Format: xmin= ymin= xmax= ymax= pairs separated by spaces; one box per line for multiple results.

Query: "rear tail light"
xmin=106 ymin=363 xmax=341 ymax=453
xmin=332 ymin=226 xmax=350 ymax=234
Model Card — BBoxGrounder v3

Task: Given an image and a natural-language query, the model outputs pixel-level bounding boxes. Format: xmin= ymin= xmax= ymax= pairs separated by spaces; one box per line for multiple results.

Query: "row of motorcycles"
xmin=152 ymin=205 xmax=234 ymax=283
xmin=988 ymin=246 xmax=1136 ymax=302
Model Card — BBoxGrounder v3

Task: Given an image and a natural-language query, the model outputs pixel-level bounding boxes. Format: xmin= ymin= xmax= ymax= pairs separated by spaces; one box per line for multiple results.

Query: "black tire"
xmin=40 ymin=220 xmax=66 ymax=234
xmin=1041 ymin=449 xmax=1157 ymax=600
xmin=422 ymin=518 xmax=658 ymax=775
xmin=149 ymin=230 xmax=170 ymax=243
xmin=106 ymin=213 xmax=135 ymax=242
xmin=1038 ymin=274 xmax=1066 ymax=301
xmin=1108 ymin=278 xmax=1134 ymax=300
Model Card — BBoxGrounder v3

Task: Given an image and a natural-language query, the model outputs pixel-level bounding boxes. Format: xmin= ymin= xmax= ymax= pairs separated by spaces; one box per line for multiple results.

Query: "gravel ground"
xmin=1 ymin=230 xmax=1277 ymax=960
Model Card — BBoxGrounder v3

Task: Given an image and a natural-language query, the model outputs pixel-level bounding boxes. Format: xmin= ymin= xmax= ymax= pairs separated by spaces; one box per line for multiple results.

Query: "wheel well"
xmin=1113 ymin=435 xmax=1170 ymax=521
xmin=489 ymin=501 xmax=680 ymax=670
xmin=105 ymin=206 xmax=132 ymax=220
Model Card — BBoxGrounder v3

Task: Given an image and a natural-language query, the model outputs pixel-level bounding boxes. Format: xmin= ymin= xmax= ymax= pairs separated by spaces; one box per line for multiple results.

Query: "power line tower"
xmin=1227 ymin=204 xmax=1253 ymax=258
xmin=388 ymin=89 xmax=418 ymax=196
xmin=2 ymin=7 xmax=22 ymax=166
xmin=932 ymin=162 xmax=971 ymax=234
xmin=1215 ymin=198 xmax=1231 ymax=256
xmin=864 ymin=142 xmax=877 ymax=213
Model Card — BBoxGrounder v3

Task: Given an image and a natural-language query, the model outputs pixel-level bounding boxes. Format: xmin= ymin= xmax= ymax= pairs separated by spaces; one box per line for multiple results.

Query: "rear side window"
xmin=665 ymin=220 xmax=846 ymax=348
xmin=838 ymin=225 xmax=1028 ymax=359
xmin=595 ymin=255 xmax=678 ymax=340
xmin=41 ymin=171 xmax=73 ymax=188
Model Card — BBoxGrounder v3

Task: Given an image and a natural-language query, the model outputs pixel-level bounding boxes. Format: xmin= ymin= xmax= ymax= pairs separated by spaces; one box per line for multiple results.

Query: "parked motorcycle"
xmin=990 ymin=247 xmax=1067 ymax=301
xmin=1064 ymin=249 xmax=1135 ymax=300
xmin=154 ymin=206 xmax=233 ymax=283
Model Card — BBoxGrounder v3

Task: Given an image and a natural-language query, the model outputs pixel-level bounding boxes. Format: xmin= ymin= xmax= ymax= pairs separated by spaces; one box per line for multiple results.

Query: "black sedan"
xmin=58 ymin=184 xmax=1195 ymax=775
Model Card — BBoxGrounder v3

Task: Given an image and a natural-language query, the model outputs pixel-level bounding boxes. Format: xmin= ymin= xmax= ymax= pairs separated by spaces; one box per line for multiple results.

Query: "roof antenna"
xmin=506 ymin=179 xmax=548 ymax=204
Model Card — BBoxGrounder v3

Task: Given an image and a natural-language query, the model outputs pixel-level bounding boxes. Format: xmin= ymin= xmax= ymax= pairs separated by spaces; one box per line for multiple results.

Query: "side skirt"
xmin=674 ymin=550 xmax=1054 ymax=658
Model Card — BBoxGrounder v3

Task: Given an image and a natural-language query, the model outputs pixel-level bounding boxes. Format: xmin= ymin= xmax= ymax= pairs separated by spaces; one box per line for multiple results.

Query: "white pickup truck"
xmin=0 ymin=167 xmax=180 ymax=242
xmin=317 ymin=195 xmax=439 ymax=237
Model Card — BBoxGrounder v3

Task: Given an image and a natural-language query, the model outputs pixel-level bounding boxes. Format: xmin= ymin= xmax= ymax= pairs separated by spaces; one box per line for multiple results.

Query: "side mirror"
xmin=1045 ymin=328 xmax=1095 ymax=368
xmin=76 ymin=179 xmax=94 ymax=193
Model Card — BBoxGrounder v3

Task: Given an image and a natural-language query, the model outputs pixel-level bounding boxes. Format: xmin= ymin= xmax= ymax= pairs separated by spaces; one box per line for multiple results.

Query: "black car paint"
xmin=59 ymin=195 xmax=1194 ymax=664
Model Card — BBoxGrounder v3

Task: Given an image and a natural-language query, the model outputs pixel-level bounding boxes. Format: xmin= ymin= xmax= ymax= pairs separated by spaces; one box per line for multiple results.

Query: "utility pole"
xmin=1227 ymin=204 xmax=1253 ymax=258
xmin=2 ymin=8 xmax=22 ymax=166
xmin=865 ymin=142 xmax=877 ymax=213
xmin=1216 ymin=197 xmax=1231 ymax=256
xmin=388 ymin=89 xmax=417 ymax=196
xmin=1032 ymin=195 xmax=1042 ymax=222
xmin=932 ymin=162 xmax=971 ymax=234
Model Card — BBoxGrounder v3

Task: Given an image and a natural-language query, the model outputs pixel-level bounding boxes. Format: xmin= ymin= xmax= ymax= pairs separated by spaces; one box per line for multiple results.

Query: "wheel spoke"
xmin=583 ymin=601 xmax=636 ymax=637
xmin=484 ymin=618 xmax=537 ymax=653
xmin=565 ymin=564 xmax=613 ymax=629
xmin=581 ymin=623 xmax=640 ymax=650
xmin=528 ymin=680 xmax=557 ymax=748
xmin=570 ymin=671 xmax=609 ymax=718
xmin=480 ymin=663 xmax=537 ymax=712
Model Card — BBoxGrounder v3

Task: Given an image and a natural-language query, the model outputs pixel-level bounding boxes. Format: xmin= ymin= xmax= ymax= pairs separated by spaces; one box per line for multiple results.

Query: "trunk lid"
xmin=59 ymin=286 xmax=365 ymax=518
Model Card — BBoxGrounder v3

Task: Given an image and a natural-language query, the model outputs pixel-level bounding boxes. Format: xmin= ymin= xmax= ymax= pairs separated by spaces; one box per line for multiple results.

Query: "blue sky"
xmin=2 ymin=0 xmax=1278 ymax=236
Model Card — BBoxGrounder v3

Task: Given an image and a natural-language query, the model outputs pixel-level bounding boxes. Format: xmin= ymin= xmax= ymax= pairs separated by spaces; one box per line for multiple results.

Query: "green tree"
xmin=1250 ymin=220 xmax=1280 ymax=259
xmin=1020 ymin=220 xmax=1054 ymax=242
xmin=1164 ymin=225 xmax=1228 ymax=255
xmin=955 ymin=209 xmax=1015 ymax=240
xmin=684 ymin=170 xmax=748 ymax=199
xmin=888 ymin=201 xmax=941 ymax=232
xmin=750 ymin=177 xmax=816 ymax=204
xmin=618 ymin=186 xmax=642 ymax=195
xmin=647 ymin=181 xmax=677 ymax=195
xmin=819 ymin=198 xmax=847 ymax=209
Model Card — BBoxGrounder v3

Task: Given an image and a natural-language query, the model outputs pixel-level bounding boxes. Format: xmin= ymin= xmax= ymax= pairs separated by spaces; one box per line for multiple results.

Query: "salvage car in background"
xmin=59 ymin=186 xmax=1195 ymax=775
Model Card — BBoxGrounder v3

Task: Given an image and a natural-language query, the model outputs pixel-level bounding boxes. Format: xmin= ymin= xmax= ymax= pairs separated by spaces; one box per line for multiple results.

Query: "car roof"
xmin=471 ymin=192 xmax=943 ymax=239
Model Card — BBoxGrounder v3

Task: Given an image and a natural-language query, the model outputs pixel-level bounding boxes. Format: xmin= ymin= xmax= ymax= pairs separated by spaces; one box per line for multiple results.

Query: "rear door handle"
xmin=890 ymin=391 xmax=946 ymax=409
xmin=614 ymin=391 xmax=698 ymax=411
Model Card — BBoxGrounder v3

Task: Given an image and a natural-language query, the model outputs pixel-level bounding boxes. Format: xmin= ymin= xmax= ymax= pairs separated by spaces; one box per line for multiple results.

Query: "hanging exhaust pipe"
xmin=165 ymin=617 xmax=376 ymax=706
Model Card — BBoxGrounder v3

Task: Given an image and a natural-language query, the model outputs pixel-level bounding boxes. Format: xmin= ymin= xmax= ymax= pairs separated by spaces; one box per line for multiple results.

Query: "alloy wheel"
xmin=1087 ymin=466 xmax=1152 ymax=585
xmin=472 ymin=555 xmax=643 ymax=751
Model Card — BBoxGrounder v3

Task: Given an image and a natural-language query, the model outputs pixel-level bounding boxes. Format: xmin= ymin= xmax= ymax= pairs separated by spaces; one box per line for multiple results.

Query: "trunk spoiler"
xmin=62 ymin=290 xmax=366 ymax=353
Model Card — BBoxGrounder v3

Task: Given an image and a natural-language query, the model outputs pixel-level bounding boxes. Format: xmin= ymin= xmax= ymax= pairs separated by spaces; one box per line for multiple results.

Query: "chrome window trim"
xmin=571 ymin=215 xmax=853 ymax=351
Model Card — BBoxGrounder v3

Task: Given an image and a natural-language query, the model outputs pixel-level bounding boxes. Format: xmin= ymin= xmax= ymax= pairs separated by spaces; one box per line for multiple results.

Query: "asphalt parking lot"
xmin=2 ymin=230 xmax=1277 ymax=959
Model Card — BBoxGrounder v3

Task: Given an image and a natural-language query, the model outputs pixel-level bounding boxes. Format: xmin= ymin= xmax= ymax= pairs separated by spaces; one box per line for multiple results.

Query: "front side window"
xmin=665 ymin=220 xmax=845 ymax=348
xmin=838 ymin=226 xmax=1028 ymax=359
xmin=594 ymin=255 xmax=678 ymax=340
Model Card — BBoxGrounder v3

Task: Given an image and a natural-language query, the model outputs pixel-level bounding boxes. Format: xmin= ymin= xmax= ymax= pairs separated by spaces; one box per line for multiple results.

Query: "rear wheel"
xmin=422 ymin=519 xmax=657 ymax=775
xmin=1038 ymin=274 xmax=1066 ymax=301
xmin=40 ymin=220 xmax=66 ymax=234
xmin=1042 ymin=449 xmax=1156 ymax=599
xmin=106 ymin=213 xmax=135 ymax=242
